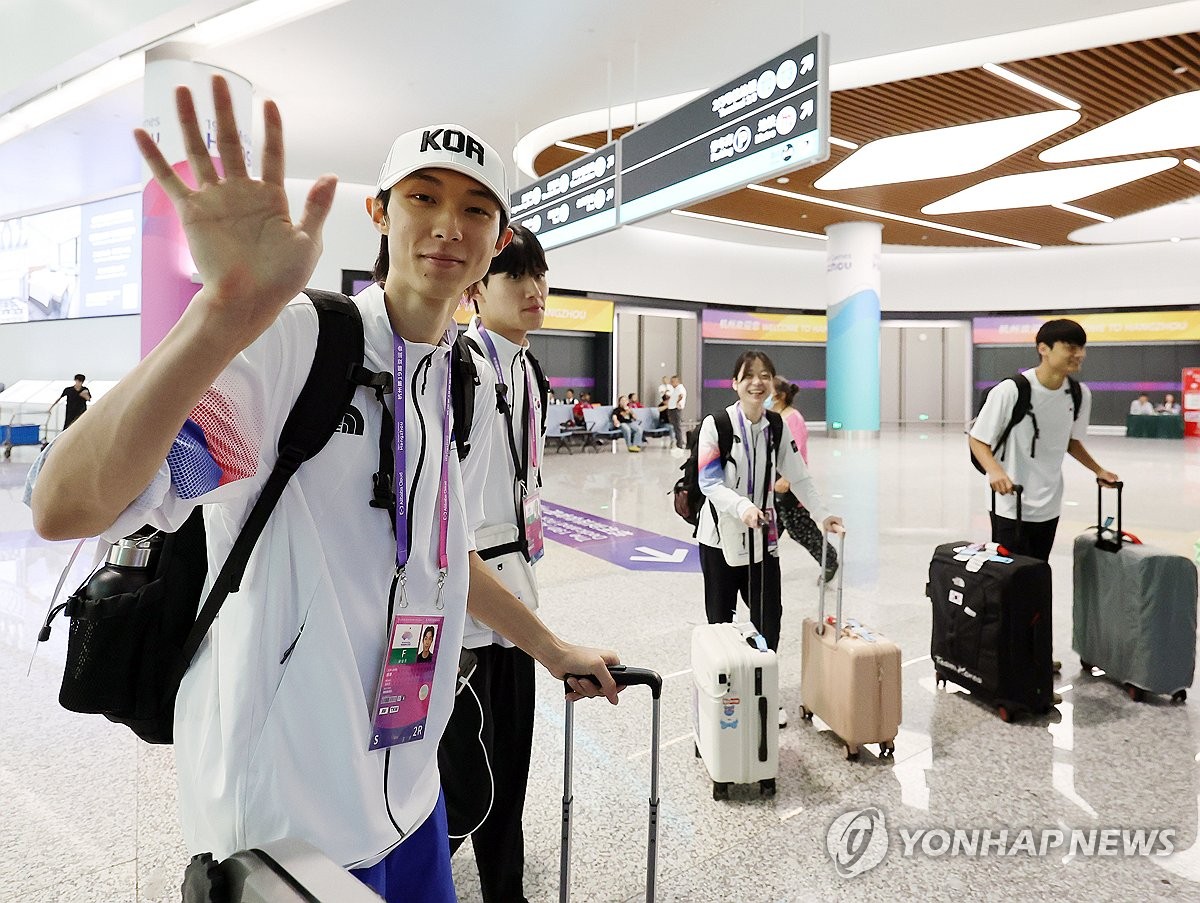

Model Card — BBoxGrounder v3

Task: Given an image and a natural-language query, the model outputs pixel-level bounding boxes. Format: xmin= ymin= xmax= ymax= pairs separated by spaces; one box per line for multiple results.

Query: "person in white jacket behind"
xmin=696 ymin=350 xmax=844 ymax=727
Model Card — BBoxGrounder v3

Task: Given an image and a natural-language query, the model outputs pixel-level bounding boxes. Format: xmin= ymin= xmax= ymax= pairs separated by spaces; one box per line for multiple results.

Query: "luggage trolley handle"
xmin=990 ymin=484 xmax=1025 ymax=540
xmin=1095 ymin=479 xmax=1126 ymax=553
xmin=817 ymin=529 xmax=848 ymax=641
xmin=560 ymin=665 xmax=662 ymax=903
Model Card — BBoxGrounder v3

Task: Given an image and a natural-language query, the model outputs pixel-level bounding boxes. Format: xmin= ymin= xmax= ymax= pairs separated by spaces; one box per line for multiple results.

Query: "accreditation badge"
xmin=368 ymin=614 xmax=445 ymax=751
xmin=523 ymin=489 xmax=545 ymax=564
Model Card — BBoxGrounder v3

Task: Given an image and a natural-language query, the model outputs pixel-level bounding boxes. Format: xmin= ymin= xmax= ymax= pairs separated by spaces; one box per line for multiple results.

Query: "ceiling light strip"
xmin=1052 ymin=203 xmax=1113 ymax=223
xmin=1184 ymin=159 xmax=1200 ymax=173
xmin=982 ymin=62 xmax=1081 ymax=111
xmin=671 ymin=209 xmax=827 ymax=240
xmin=748 ymin=183 xmax=1041 ymax=249
xmin=829 ymin=136 xmax=859 ymax=149
xmin=555 ymin=140 xmax=596 ymax=153
xmin=0 ymin=54 xmax=146 ymax=145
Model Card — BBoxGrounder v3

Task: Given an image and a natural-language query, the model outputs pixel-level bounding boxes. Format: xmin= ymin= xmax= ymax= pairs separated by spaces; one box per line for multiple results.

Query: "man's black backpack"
xmin=672 ymin=409 xmax=783 ymax=530
xmin=969 ymin=372 xmax=1081 ymax=474
xmin=38 ymin=290 xmax=479 ymax=744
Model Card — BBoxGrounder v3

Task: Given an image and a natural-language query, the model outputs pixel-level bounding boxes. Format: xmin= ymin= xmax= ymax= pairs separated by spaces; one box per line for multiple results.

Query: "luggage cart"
xmin=2 ymin=410 xmax=51 ymax=459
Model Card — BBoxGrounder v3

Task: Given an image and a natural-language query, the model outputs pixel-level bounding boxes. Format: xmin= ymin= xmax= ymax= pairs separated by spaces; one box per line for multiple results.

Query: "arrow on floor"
xmin=629 ymin=546 xmax=688 ymax=563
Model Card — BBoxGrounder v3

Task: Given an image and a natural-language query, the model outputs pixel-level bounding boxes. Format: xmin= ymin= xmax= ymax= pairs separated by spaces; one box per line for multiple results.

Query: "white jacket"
xmin=696 ymin=403 xmax=832 ymax=565
xmin=461 ymin=321 xmax=545 ymax=649
xmin=93 ymin=284 xmax=496 ymax=867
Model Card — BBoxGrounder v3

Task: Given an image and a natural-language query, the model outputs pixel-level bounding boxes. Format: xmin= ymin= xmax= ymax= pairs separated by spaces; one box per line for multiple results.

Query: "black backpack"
xmin=672 ymin=409 xmax=783 ymax=530
xmin=969 ymin=372 xmax=1081 ymax=474
xmin=38 ymin=290 xmax=478 ymax=744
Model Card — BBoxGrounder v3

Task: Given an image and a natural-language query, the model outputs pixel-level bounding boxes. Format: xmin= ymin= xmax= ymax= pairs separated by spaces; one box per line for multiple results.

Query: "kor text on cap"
xmin=420 ymin=128 xmax=485 ymax=165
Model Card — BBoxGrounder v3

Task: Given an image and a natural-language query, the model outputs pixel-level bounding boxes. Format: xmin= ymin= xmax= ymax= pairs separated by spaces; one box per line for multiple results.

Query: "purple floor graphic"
xmin=540 ymin=502 xmax=700 ymax=572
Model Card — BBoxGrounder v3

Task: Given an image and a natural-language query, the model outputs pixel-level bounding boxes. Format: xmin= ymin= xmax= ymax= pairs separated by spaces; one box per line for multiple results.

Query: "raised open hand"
xmin=133 ymin=75 xmax=337 ymax=347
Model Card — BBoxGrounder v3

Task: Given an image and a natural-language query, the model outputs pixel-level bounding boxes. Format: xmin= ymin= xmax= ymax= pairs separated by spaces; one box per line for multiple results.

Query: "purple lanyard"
xmin=736 ymin=404 xmax=758 ymax=505
xmin=393 ymin=335 xmax=453 ymax=605
xmin=477 ymin=324 xmax=540 ymax=478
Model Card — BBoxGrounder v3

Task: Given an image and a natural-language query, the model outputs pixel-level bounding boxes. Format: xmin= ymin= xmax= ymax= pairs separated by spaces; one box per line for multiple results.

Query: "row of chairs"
xmin=545 ymin=406 xmax=673 ymax=453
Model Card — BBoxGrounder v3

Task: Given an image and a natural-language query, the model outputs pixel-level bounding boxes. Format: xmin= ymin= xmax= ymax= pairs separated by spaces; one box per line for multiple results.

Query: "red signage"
xmin=1183 ymin=368 xmax=1200 ymax=438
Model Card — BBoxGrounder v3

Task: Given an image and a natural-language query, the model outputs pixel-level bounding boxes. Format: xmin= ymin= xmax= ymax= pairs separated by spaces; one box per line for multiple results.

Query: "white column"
xmin=140 ymin=47 xmax=252 ymax=357
xmin=825 ymin=221 xmax=882 ymax=437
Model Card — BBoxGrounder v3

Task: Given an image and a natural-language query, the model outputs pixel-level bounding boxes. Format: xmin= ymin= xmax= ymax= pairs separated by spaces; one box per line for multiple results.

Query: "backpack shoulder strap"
xmin=525 ymin=349 xmax=550 ymax=434
xmin=1068 ymin=376 xmax=1082 ymax=421
xmin=990 ymin=374 xmax=1030 ymax=460
xmin=1011 ymin=373 xmax=1032 ymax=422
xmin=180 ymin=289 xmax=365 ymax=669
xmin=714 ymin=410 xmax=735 ymax=466
xmin=450 ymin=334 xmax=480 ymax=461
xmin=764 ymin=409 xmax=784 ymax=456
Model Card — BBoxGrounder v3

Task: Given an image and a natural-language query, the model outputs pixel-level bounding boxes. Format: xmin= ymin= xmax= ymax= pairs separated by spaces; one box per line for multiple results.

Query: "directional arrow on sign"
xmin=799 ymin=99 xmax=814 ymax=120
xmin=630 ymin=546 xmax=689 ymax=563
xmin=799 ymin=53 xmax=815 ymax=74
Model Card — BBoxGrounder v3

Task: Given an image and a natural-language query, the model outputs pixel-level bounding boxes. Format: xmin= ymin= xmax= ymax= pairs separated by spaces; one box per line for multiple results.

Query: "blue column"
xmin=825 ymin=222 xmax=882 ymax=436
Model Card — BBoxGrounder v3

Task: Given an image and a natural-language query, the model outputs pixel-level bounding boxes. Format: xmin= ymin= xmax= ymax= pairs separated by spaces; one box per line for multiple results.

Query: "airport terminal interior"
xmin=3 ymin=1 xmax=1200 ymax=901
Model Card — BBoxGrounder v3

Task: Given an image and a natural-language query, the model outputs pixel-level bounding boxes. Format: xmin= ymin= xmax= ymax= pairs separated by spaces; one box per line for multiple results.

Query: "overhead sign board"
xmin=617 ymin=34 xmax=829 ymax=225
xmin=510 ymin=141 xmax=619 ymax=250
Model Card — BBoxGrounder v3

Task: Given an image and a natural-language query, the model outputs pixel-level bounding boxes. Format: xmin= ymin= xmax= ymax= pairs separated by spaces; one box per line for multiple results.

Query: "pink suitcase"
xmin=799 ymin=532 xmax=902 ymax=760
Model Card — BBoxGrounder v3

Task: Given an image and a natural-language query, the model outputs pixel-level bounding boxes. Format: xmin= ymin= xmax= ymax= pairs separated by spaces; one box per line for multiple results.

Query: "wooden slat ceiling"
xmin=532 ymin=33 xmax=1200 ymax=248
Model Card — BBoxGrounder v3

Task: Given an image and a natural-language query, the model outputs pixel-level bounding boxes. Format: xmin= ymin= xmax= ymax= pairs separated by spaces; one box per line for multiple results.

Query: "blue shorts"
xmin=351 ymin=792 xmax=456 ymax=903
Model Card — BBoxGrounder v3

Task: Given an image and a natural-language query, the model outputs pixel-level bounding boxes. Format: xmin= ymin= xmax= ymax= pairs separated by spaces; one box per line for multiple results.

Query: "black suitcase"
xmin=926 ymin=488 xmax=1054 ymax=721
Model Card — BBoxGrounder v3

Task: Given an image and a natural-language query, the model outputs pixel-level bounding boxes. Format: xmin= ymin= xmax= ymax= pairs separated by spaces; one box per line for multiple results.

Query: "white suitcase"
xmin=691 ymin=622 xmax=779 ymax=799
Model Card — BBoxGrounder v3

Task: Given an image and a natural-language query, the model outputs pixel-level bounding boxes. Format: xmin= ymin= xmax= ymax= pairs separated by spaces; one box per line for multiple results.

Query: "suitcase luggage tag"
xmin=843 ymin=618 xmax=878 ymax=643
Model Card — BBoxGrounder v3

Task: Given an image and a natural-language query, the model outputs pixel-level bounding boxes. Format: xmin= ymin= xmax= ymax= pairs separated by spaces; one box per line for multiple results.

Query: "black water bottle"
xmin=38 ymin=530 xmax=164 ymax=643
xmin=83 ymin=531 xmax=164 ymax=600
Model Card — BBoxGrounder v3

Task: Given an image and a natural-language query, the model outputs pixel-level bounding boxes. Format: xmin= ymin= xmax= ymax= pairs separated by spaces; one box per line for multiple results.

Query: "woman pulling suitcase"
xmin=695 ymin=350 xmax=843 ymax=727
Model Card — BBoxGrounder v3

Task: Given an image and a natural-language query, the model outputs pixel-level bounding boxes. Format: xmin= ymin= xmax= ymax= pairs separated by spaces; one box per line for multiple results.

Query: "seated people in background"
xmin=611 ymin=396 xmax=643 ymax=452
xmin=1129 ymin=393 xmax=1155 ymax=415
xmin=547 ymin=388 xmax=557 ymax=405
xmin=564 ymin=388 xmax=576 ymax=407
xmin=1157 ymin=393 xmax=1181 ymax=414
xmin=627 ymin=392 xmax=644 ymax=408
xmin=572 ymin=391 xmax=591 ymax=426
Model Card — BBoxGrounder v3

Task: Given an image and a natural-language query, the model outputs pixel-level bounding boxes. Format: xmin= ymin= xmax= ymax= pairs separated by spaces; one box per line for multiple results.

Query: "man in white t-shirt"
xmin=1129 ymin=394 xmax=1155 ymax=415
xmin=27 ymin=77 xmax=619 ymax=903
xmin=969 ymin=318 xmax=1118 ymax=562
xmin=667 ymin=375 xmax=688 ymax=448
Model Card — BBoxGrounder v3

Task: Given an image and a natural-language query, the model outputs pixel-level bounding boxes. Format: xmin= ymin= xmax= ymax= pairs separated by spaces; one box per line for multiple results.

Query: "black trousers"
xmin=989 ymin=513 xmax=1060 ymax=563
xmin=699 ymin=542 xmax=783 ymax=650
xmin=438 ymin=645 xmax=535 ymax=903
xmin=775 ymin=496 xmax=838 ymax=570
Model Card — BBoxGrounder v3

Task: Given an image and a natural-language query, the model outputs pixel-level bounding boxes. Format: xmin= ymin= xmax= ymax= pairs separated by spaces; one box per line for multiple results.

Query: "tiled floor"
xmin=2 ymin=429 xmax=1198 ymax=902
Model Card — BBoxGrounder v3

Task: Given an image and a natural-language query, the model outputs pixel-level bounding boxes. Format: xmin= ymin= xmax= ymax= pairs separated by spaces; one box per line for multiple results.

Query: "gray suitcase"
xmin=1073 ymin=482 xmax=1199 ymax=701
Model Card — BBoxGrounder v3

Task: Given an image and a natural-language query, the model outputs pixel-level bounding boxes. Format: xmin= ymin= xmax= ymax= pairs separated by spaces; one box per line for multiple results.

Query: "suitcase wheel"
xmin=1173 ymin=690 xmax=1188 ymax=704
xmin=1079 ymin=659 xmax=1094 ymax=673
xmin=712 ymin=781 xmax=730 ymax=801
xmin=1124 ymin=684 xmax=1146 ymax=703
xmin=997 ymin=705 xmax=1013 ymax=723
xmin=935 ymin=676 xmax=946 ymax=689
xmin=844 ymin=744 xmax=860 ymax=762
xmin=798 ymin=706 xmax=814 ymax=722
xmin=879 ymin=740 xmax=895 ymax=759
xmin=759 ymin=778 xmax=776 ymax=798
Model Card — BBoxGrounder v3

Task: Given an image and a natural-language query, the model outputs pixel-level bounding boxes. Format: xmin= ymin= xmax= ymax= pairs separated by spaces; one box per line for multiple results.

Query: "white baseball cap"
xmin=376 ymin=124 xmax=509 ymax=218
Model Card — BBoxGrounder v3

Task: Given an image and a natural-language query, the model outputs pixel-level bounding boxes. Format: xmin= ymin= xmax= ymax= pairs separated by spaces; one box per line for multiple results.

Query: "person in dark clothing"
xmin=49 ymin=374 xmax=91 ymax=429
